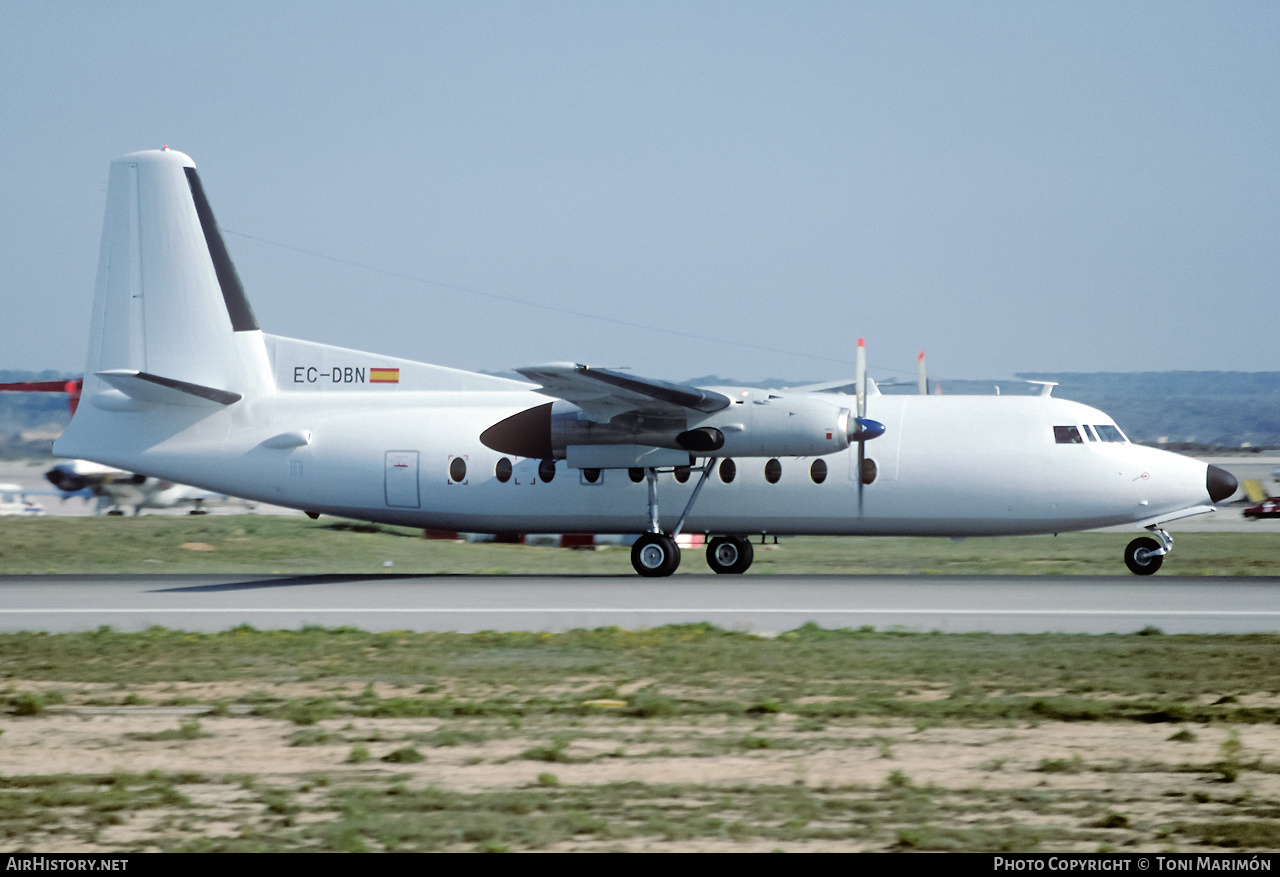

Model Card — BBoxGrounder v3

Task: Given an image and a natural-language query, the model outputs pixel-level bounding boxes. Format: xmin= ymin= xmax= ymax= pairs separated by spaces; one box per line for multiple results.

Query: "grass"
xmin=0 ymin=624 xmax=1278 ymax=719
xmin=1 ymin=516 xmax=1279 ymax=575
xmin=0 ymin=769 xmax=1132 ymax=851
xmin=128 ymin=778 xmax=1078 ymax=851
xmin=1 ymin=623 xmax=1280 ymax=851
xmin=126 ymin=719 xmax=209 ymax=741
xmin=1 ymin=625 xmax=1276 ymax=847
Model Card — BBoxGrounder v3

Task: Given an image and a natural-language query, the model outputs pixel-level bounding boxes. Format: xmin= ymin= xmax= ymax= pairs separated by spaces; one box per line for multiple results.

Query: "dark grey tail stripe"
xmin=183 ymin=167 xmax=259 ymax=332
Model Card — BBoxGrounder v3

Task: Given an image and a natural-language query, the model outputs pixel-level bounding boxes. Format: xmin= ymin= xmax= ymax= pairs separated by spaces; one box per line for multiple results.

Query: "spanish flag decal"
xmin=370 ymin=368 xmax=400 ymax=384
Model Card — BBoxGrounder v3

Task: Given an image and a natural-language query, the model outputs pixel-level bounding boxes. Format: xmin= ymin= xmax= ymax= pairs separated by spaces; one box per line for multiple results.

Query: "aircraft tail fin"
xmin=57 ymin=149 xmax=273 ymax=461
xmin=78 ymin=148 xmax=272 ymax=405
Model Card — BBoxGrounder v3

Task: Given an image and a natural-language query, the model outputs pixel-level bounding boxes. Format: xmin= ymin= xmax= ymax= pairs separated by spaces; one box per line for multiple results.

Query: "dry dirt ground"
xmin=2 ymin=681 xmax=1279 ymax=852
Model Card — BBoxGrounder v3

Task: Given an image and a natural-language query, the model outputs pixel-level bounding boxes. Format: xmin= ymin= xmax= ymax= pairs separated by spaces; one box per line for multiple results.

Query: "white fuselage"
xmin=62 ymin=368 xmax=1210 ymax=538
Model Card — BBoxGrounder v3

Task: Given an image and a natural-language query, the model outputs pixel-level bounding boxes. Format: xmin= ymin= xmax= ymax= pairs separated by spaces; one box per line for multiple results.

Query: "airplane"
xmin=52 ymin=148 xmax=1236 ymax=576
xmin=0 ymin=483 xmax=44 ymax=516
xmin=43 ymin=459 xmax=239 ymax=515
xmin=0 ymin=379 xmax=240 ymax=515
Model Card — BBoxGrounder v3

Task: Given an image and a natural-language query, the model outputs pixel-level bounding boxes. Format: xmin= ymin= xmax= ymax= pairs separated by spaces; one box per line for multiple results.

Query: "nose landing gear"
xmin=1124 ymin=527 xmax=1172 ymax=576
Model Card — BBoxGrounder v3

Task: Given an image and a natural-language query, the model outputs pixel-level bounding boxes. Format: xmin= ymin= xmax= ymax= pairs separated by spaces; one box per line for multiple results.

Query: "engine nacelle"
xmin=480 ymin=390 xmax=855 ymax=465
xmin=690 ymin=389 xmax=852 ymax=458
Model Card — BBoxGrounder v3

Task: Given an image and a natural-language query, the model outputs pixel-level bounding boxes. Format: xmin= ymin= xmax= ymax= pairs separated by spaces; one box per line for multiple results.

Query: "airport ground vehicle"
xmin=1244 ymin=499 xmax=1280 ymax=520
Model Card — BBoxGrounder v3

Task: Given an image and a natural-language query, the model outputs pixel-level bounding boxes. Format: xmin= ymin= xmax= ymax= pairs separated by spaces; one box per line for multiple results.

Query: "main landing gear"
xmin=1124 ymin=527 xmax=1172 ymax=576
xmin=632 ymin=532 xmax=681 ymax=577
xmin=706 ymin=535 xmax=754 ymax=575
xmin=626 ymin=458 xmax=757 ymax=577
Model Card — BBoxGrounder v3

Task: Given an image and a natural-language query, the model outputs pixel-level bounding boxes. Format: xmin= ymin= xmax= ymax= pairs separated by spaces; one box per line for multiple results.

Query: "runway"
xmin=1 ymin=573 xmax=1278 ymax=635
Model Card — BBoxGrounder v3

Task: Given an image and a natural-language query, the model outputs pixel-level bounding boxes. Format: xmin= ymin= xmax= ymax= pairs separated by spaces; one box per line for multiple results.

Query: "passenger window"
xmin=495 ymin=458 xmax=512 ymax=483
xmin=581 ymin=468 xmax=601 ymax=484
xmin=810 ymin=459 xmax=827 ymax=484
xmin=1053 ymin=426 xmax=1083 ymax=444
xmin=719 ymin=459 xmax=736 ymax=483
xmin=764 ymin=459 xmax=782 ymax=484
xmin=860 ymin=457 xmax=877 ymax=485
xmin=538 ymin=459 xmax=556 ymax=482
xmin=448 ymin=456 xmax=467 ymax=483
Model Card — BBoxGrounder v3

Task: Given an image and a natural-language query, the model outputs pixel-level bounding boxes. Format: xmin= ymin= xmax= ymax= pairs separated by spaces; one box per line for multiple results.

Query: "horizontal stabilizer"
xmin=95 ymin=370 xmax=242 ymax=407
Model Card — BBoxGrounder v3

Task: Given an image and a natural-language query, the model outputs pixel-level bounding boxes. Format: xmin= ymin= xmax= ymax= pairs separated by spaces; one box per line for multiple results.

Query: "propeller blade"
xmin=917 ymin=351 xmax=927 ymax=396
xmin=857 ymin=442 xmax=865 ymax=516
xmin=855 ymin=338 xmax=866 ymax=420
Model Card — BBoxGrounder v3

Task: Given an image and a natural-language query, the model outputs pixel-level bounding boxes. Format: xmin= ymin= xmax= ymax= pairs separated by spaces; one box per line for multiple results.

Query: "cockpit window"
xmin=1083 ymin=425 xmax=1098 ymax=442
xmin=1054 ymin=426 xmax=1084 ymax=444
xmin=1093 ymin=424 xmax=1126 ymax=442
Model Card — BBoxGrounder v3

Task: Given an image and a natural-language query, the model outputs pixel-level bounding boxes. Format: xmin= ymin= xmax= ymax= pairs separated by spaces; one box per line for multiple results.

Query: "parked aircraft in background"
xmin=53 ymin=149 xmax=1236 ymax=575
xmin=0 ymin=483 xmax=44 ymax=516
xmin=43 ymin=459 xmax=238 ymax=515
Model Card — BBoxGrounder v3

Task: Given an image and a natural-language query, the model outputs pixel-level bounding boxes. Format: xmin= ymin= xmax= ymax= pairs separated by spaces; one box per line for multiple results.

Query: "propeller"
xmin=851 ymin=338 xmax=885 ymax=516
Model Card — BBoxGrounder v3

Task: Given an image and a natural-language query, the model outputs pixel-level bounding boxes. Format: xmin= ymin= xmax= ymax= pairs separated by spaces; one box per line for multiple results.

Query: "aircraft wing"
xmin=515 ymin=363 xmax=731 ymax=423
xmin=788 ymin=378 xmax=881 ymax=396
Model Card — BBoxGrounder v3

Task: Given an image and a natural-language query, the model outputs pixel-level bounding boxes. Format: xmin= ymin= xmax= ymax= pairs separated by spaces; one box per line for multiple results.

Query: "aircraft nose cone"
xmin=1206 ymin=464 xmax=1238 ymax=504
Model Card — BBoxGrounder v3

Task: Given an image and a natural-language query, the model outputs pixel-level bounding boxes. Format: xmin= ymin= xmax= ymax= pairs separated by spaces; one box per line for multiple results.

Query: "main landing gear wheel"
xmin=706 ymin=535 xmax=754 ymax=574
xmin=632 ymin=533 xmax=681 ymax=577
xmin=1124 ymin=537 xmax=1163 ymax=576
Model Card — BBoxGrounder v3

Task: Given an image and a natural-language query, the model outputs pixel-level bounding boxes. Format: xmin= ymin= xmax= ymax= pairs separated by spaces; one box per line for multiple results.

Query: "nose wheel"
xmin=632 ymin=533 xmax=681 ymax=577
xmin=1121 ymin=530 xmax=1172 ymax=578
xmin=706 ymin=535 xmax=754 ymax=574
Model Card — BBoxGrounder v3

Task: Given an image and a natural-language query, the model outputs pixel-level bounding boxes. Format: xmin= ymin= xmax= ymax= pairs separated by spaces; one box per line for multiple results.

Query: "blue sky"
xmin=2 ymin=2 xmax=1277 ymax=384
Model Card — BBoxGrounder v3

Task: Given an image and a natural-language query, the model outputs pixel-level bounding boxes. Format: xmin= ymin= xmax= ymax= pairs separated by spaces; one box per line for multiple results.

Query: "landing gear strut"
xmin=1124 ymin=527 xmax=1172 ymax=576
xmin=628 ymin=458 xmax=717 ymax=577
